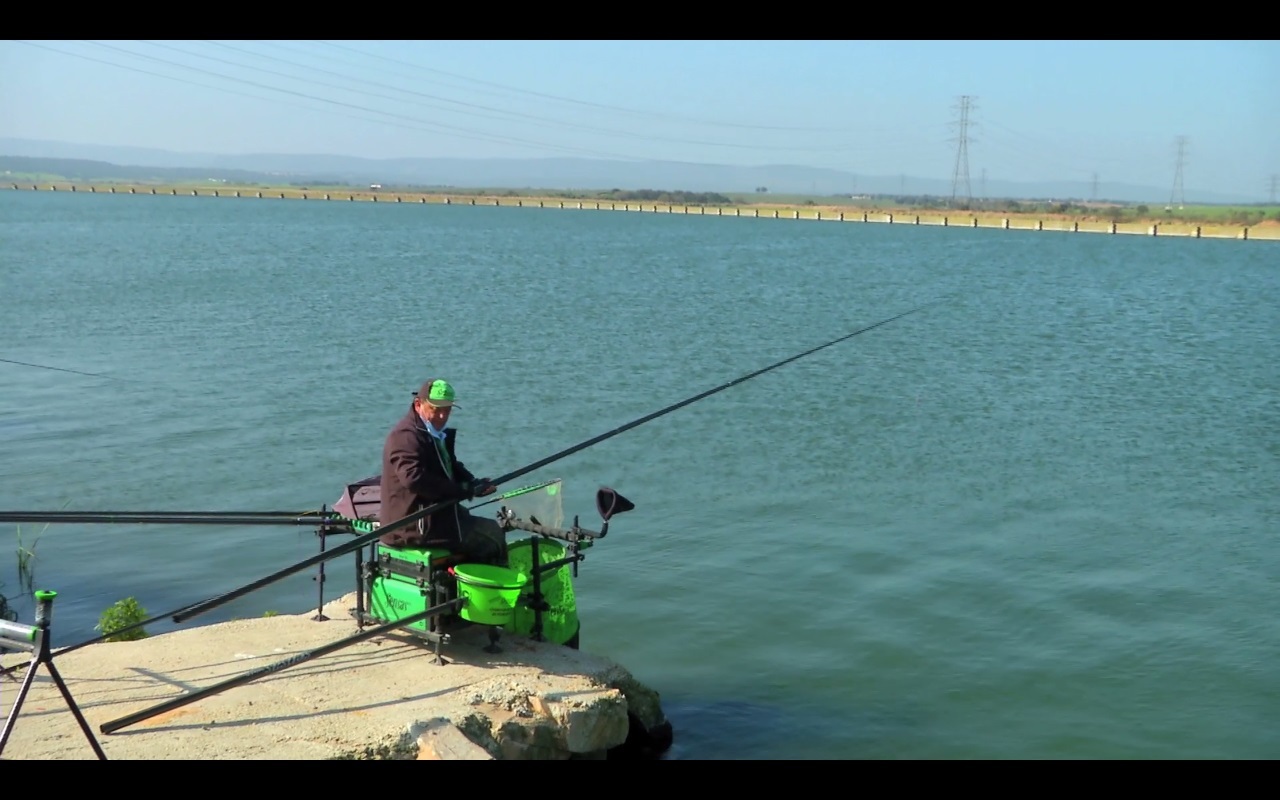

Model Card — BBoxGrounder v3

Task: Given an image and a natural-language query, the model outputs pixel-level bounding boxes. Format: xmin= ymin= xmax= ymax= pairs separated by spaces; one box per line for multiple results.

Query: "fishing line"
xmin=0 ymin=358 xmax=138 ymax=383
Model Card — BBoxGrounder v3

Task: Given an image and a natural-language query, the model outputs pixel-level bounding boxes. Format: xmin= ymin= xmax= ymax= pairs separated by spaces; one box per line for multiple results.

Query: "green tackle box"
xmin=367 ymin=543 xmax=455 ymax=634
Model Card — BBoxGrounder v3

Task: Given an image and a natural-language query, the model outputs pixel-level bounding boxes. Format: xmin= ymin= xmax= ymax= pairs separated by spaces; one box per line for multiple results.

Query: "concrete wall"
xmin=4 ymin=184 xmax=1271 ymax=241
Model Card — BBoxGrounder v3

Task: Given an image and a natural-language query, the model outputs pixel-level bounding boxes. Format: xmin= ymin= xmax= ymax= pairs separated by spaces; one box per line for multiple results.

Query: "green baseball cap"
xmin=415 ymin=378 xmax=459 ymax=408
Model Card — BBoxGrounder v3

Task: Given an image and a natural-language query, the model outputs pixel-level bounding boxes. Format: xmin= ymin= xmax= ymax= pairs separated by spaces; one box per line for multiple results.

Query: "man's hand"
xmin=473 ymin=478 xmax=497 ymax=497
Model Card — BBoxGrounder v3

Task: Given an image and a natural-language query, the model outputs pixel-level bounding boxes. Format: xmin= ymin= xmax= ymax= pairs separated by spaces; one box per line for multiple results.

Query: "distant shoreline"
xmin=6 ymin=181 xmax=1277 ymax=241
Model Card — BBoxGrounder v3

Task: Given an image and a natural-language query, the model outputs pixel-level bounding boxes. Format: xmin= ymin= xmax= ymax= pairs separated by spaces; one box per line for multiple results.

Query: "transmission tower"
xmin=1270 ymin=174 xmax=1278 ymax=204
xmin=981 ymin=167 xmax=987 ymax=199
xmin=950 ymin=96 xmax=976 ymax=207
xmin=1169 ymin=136 xmax=1188 ymax=208
xmin=1091 ymin=173 xmax=1099 ymax=201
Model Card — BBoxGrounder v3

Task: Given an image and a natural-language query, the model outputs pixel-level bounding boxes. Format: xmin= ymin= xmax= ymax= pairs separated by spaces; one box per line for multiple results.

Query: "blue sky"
xmin=2 ymin=40 xmax=1277 ymax=200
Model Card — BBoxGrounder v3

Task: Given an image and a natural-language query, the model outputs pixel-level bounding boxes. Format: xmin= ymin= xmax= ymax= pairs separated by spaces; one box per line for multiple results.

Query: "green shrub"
xmin=97 ymin=597 xmax=150 ymax=642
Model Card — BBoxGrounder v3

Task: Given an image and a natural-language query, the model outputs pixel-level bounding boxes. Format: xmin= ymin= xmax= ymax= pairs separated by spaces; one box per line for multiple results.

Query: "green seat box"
xmin=368 ymin=544 xmax=452 ymax=633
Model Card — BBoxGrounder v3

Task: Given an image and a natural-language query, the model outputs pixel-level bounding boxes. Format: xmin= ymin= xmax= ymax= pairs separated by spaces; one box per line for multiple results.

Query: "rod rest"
xmin=500 ymin=517 xmax=604 ymax=541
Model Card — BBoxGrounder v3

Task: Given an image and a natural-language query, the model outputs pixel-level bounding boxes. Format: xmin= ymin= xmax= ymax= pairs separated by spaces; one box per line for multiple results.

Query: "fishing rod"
xmin=89 ymin=300 xmax=942 ymax=731
xmin=165 ymin=299 xmax=942 ymax=626
xmin=0 ymin=482 xmax=565 ymax=673
xmin=98 ymin=595 xmax=468 ymax=735
xmin=0 ymin=515 xmax=343 ymax=677
xmin=0 ymin=511 xmax=340 ymax=526
xmin=0 ymin=483 xmax=557 ymax=526
xmin=0 ymin=299 xmax=943 ymax=663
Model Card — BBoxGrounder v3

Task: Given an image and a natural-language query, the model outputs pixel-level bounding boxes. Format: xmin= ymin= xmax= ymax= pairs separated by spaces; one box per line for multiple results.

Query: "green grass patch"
xmin=2 ymin=171 xmax=66 ymax=183
xmin=96 ymin=597 xmax=150 ymax=642
xmin=1156 ymin=204 xmax=1279 ymax=224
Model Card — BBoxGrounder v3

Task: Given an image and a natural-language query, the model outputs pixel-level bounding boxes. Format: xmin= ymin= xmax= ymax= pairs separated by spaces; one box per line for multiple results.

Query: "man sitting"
xmin=377 ymin=378 xmax=505 ymax=565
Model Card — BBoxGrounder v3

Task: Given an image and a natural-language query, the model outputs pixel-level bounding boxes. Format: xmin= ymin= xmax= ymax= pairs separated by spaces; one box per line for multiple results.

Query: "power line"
xmin=9 ymin=39 xmax=971 ymax=176
xmin=28 ymin=40 xmax=920 ymax=167
xmin=1170 ymin=135 xmax=1188 ymax=208
xmin=69 ymin=41 xmax=656 ymax=162
xmin=23 ymin=39 xmax=829 ymax=165
xmin=981 ymin=118 xmax=1129 ymax=171
xmin=313 ymin=40 xmax=852 ymax=134
xmin=13 ymin=41 xmax=352 ymax=124
xmin=950 ymin=95 xmax=975 ymax=207
xmin=300 ymin=40 xmax=953 ymax=153
xmin=175 ymin=41 xmax=863 ymax=155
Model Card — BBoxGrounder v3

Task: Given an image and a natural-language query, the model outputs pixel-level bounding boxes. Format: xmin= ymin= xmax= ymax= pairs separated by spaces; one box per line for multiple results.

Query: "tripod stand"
xmin=0 ymin=590 xmax=107 ymax=760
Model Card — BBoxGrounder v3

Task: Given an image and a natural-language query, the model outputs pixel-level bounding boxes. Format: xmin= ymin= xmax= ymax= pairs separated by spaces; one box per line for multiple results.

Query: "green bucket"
xmin=503 ymin=538 xmax=580 ymax=646
xmin=450 ymin=564 xmax=528 ymax=626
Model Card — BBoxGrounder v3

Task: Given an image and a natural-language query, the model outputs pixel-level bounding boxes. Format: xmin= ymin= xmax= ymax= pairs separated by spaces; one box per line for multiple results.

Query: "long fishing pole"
xmin=0 ymin=512 xmax=339 ymax=678
xmin=0 ymin=511 xmax=339 ymax=526
xmin=0 ymin=485 xmax=560 ymax=677
xmin=99 ymin=595 xmax=467 ymax=735
xmin=0 ymin=486 xmax=553 ymax=525
xmin=166 ymin=300 xmax=940 ymax=625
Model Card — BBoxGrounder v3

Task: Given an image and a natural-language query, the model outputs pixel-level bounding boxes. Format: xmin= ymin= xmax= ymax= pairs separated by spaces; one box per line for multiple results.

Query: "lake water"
xmin=2 ymin=189 xmax=1277 ymax=759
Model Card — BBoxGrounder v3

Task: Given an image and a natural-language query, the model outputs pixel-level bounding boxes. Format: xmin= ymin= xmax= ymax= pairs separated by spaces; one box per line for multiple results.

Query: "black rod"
xmin=99 ymin=596 xmax=466 ymax=734
xmin=0 ymin=511 xmax=339 ymax=525
xmin=168 ymin=301 xmax=941 ymax=625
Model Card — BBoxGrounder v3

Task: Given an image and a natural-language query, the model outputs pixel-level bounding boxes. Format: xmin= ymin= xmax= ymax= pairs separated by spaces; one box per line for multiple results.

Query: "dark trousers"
xmin=456 ymin=510 xmax=507 ymax=566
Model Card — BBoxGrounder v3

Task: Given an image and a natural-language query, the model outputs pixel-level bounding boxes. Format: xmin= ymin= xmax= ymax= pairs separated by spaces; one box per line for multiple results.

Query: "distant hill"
xmin=0 ymin=155 xmax=288 ymax=185
xmin=0 ymin=137 xmax=1258 ymax=205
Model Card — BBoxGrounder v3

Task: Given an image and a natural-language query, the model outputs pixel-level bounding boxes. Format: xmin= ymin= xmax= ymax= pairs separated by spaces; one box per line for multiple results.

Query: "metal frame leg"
xmin=0 ymin=591 xmax=107 ymax=760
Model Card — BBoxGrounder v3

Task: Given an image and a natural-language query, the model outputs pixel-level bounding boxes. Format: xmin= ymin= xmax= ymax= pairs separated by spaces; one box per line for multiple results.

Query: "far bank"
xmin=6 ymin=182 xmax=1276 ymax=241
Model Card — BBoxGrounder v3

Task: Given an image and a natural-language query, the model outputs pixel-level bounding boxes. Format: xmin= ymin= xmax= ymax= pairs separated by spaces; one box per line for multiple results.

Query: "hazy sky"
xmin=2 ymin=40 xmax=1277 ymax=199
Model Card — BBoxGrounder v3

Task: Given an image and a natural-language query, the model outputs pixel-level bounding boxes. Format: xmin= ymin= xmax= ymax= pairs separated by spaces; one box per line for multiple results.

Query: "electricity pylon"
xmin=950 ymin=96 xmax=976 ymax=207
xmin=1170 ymin=136 xmax=1188 ymax=208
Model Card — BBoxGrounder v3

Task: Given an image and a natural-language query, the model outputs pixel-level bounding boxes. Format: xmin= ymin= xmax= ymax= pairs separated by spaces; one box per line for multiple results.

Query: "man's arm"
xmin=453 ymin=459 xmax=477 ymax=486
xmin=453 ymin=462 xmax=495 ymax=496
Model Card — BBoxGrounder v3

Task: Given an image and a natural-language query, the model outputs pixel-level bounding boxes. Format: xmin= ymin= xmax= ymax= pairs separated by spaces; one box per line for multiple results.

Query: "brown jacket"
xmin=378 ymin=403 xmax=477 ymax=549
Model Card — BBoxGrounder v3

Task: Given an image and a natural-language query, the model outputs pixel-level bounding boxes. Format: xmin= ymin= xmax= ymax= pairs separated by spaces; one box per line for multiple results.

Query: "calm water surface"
xmin=1 ymin=190 xmax=1277 ymax=758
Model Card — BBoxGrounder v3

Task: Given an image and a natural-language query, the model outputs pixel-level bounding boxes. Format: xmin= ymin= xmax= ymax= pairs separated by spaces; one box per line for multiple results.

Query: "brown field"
xmin=9 ymin=182 xmax=1278 ymax=241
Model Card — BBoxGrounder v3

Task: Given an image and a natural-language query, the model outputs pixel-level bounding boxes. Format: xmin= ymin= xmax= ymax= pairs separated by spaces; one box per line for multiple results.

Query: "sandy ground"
xmin=0 ymin=593 xmax=660 ymax=760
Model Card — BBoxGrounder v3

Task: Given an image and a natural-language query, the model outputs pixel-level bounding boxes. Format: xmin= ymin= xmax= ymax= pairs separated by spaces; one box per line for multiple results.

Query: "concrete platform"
xmin=0 ymin=593 xmax=671 ymax=760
